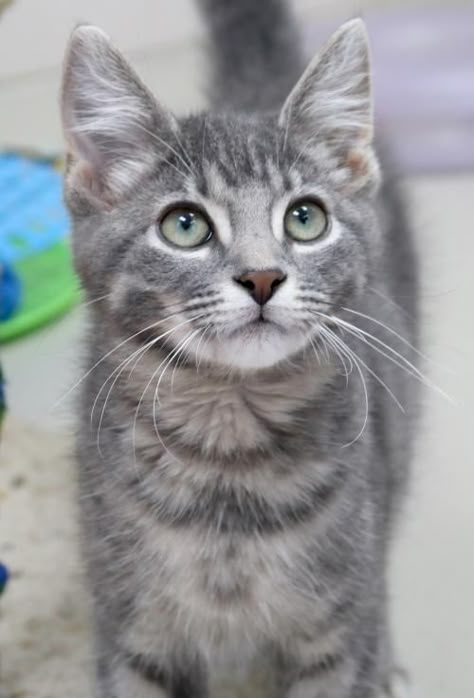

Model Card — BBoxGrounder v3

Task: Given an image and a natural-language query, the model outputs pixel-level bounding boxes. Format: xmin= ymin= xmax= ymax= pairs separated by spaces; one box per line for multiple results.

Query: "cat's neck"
xmin=123 ymin=348 xmax=336 ymax=464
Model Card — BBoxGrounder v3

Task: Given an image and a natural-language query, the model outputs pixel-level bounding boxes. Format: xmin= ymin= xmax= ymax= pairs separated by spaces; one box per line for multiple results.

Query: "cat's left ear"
xmin=279 ymin=19 xmax=379 ymax=190
xmin=61 ymin=25 xmax=178 ymax=207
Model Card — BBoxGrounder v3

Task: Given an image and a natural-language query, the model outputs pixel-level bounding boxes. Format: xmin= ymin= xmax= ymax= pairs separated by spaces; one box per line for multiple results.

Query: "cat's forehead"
xmin=179 ymin=113 xmax=306 ymax=194
xmin=200 ymin=161 xmax=285 ymax=211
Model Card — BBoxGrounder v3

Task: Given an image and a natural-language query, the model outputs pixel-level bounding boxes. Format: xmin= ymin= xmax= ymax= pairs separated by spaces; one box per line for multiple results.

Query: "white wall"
xmin=0 ymin=0 xmax=206 ymax=149
xmin=0 ymin=0 xmax=468 ymax=150
xmin=0 ymin=0 xmax=203 ymax=79
xmin=0 ymin=0 xmax=470 ymax=79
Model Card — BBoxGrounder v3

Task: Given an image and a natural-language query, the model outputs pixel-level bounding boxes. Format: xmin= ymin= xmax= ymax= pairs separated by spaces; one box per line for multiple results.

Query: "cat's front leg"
xmin=96 ymin=651 xmax=207 ymax=698
xmin=282 ymin=654 xmax=355 ymax=698
xmin=278 ymin=631 xmax=357 ymax=698
xmin=112 ymin=659 xmax=169 ymax=698
xmin=281 ymin=647 xmax=407 ymax=698
xmin=381 ymin=669 xmax=412 ymax=698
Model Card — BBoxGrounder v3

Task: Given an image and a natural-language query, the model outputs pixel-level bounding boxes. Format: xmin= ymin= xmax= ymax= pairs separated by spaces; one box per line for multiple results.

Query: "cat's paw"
xmin=382 ymin=668 xmax=414 ymax=698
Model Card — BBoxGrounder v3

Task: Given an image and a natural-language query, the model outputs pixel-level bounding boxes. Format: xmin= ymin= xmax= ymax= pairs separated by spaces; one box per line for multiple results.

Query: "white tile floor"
xmin=3 ymin=173 xmax=474 ymax=697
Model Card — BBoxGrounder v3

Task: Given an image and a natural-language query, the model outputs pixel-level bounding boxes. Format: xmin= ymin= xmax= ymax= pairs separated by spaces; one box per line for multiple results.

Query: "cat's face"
xmin=62 ymin=22 xmax=380 ymax=371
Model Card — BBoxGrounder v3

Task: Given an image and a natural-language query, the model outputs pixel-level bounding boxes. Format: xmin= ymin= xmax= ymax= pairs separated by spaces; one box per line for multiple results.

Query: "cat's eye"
xmin=284 ymin=200 xmax=329 ymax=243
xmin=159 ymin=207 xmax=213 ymax=248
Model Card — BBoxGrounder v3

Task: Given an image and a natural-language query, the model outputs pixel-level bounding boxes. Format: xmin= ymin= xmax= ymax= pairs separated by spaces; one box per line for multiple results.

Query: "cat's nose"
xmin=234 ymin=269 xmax=287 ymax=306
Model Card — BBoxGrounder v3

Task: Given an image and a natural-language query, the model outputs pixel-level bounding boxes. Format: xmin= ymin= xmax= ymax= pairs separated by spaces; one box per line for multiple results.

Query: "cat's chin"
xmin=195 ymin=324 xmax=308 ymax=371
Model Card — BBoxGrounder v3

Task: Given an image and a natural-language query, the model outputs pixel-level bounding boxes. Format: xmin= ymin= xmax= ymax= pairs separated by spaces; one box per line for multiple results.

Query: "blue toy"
xmin=0 ymin=152 xmax=70 ymax=265
xmin=0 ymin=260 xmax=21 ymax=320
xmin=0 ymin=562 xmax=9 ymax=595
xmin=0 ymin=151 xmax=80 ymax=342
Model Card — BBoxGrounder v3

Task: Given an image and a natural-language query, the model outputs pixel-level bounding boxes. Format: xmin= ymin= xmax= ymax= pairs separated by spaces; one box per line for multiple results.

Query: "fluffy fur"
xmin=61 ymin=1 xmax=420 ymax=696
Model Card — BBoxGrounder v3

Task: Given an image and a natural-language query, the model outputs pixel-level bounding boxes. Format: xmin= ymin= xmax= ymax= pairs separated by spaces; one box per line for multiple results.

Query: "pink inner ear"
xmin=67 ymin=158 xmax=115 ymax=210
xmin=67 ymin=125 xmax=106 ymax=175
xmin=342 ymin=146 xmax=380 ymax=192
xmin=346 ymin=149 xmax=368 ymax=179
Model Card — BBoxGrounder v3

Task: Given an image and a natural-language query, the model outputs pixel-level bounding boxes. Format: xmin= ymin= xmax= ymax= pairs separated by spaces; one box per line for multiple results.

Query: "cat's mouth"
xmin=199 ymin=307 xmax=309 ymax=370
xmin=237 ymin=313 xmax=285 ymax=336
xmin=253 ymin=311 xmax=270 ymax=324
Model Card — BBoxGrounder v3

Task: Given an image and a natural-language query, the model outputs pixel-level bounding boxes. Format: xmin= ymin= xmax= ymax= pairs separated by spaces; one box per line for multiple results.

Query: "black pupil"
xmin=179 ymin=212 xmax=195 ymax=232
xmin=295 ymin=206 xmax=309 ymax=224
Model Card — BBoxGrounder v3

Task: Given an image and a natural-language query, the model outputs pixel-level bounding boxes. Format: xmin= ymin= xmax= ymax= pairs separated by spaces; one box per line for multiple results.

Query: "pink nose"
xmin=234 ymin=269 xmax=287 ymax=306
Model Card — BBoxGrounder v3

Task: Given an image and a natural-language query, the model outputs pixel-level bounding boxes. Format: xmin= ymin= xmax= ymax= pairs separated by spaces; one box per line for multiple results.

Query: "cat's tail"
xmin=196 ymin=0 xmax=304 ymax=112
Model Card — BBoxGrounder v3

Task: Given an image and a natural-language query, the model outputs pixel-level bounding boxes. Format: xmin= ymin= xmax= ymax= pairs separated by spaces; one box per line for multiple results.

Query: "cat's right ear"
xmin=61 ymin=25 xmax=177 ymax=207
xmin=279 ymin=19 xmax=379 ymax=191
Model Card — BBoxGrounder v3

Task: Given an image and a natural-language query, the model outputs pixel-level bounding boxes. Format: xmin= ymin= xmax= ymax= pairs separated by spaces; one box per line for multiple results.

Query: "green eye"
xmin=159 ymin=207 xmax=213 ymax=248
xmin=284 ymin=200 xmax=329 ymax=242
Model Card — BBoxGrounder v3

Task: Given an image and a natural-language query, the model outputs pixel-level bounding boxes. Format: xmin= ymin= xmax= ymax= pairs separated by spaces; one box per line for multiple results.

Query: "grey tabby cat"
xmin=61 ymin=0 xmax=419 ymax=696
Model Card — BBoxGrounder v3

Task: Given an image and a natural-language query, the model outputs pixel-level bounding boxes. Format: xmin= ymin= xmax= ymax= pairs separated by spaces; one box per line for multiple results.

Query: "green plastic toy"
xmin=0 ymin=152 xmax=80 ymax=343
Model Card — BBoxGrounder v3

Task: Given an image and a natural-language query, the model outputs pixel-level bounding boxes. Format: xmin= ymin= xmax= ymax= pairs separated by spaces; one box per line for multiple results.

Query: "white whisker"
xmin=150 ymin=331 xmax=202 ymax=467
xmin=91 ymin=315 xmax=202 ymax=426
xmin=170 ymin=327 xmax=205 ymax=392
xmin=319 ymin=325 xmax=352 ymax=381
xmin=94 ymin=315 xmax=204 ymax=455
xmin=138 ymin=123 xmax=196 ymax=178
xmin=323 ymin=327 xmax=370 ymax=447
xmin=341 ymin=306 xmax=430 ymax=365
xmin=334 ymin=314 xmax=453 ymax=402
xmin=325 ymin=324 xmax=405 ymax=413
xmin=131 ymin=333 xmax=198 ymax=474
xmin=53 ymin=312 xmax=184 ymax=409
xmin=154 ymin=329 xmax=202 ymax=408
xmin=195 ymin=324 xmax=212 ymax=373
xmin=309 ymin=336 xmax=322 ymax=366
xmin=171 ymin=127 xmax=198 ymax=177
xmin=80 ymin=292 xmax=112 ymax=307
xmin=93 ymin=340 xmax=157 ymax=459
xmin=197 ymin=325 xmax=214 ymax=371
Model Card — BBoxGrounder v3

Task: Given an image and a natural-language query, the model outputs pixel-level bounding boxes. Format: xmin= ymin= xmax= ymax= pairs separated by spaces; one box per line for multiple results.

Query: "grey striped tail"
xmin=196 ymin=0 xmax=304 ymax=113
